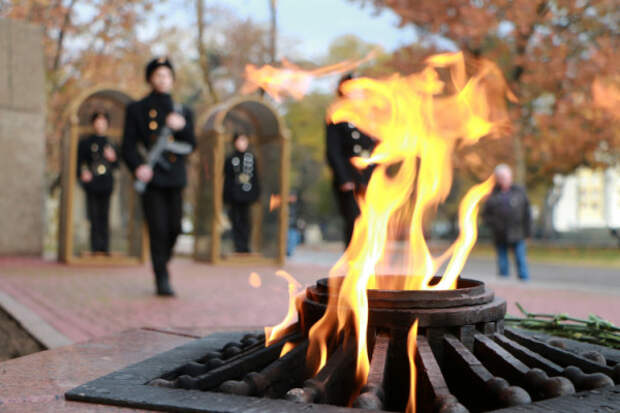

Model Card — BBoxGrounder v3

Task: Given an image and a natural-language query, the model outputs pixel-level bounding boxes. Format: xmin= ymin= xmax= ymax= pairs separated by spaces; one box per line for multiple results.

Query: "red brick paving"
xmin=0 ymin=254 xmax=618 ymax=344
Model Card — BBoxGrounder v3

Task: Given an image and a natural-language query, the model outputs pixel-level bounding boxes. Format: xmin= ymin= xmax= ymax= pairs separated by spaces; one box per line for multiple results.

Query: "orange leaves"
xmin=3 ymin=0 xmax=157 ymax=177
xmin=592 ymin=77 xmax=620 ymax=119
xmin=356 ymin=0 xmax=619 ymax=184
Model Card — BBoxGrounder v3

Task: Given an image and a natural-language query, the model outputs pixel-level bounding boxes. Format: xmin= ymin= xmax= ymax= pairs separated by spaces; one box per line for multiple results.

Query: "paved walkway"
xmin=0 ymin=245 xmax=618 ymax=345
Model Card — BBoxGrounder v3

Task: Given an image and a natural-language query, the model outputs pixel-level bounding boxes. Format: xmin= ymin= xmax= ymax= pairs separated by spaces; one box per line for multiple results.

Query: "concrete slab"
xmin=0 ymin=19 xmax=46 ymax=256
xmin=8 ymin=21 xmax=45 ymax=112
xmin=0 ymin=20 xmax=10 ymax=108
xmin=0 ymin=328 xmax=196 ymax=412
xmin=0 ymin=110 xmax=46 ymax=254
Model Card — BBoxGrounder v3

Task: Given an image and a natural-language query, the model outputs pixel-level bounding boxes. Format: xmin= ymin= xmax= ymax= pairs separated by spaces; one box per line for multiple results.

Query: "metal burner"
xmin=66 ymin=278 xmax=620 ymax=412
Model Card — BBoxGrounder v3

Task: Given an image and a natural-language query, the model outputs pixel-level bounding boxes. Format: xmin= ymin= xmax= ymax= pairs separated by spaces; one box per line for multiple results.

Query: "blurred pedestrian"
xmin=77 ymin=110 xmax=119 ymax=254
xmin=286 ymin=190 xmax=303 ymax=256
xmin=121 ymin=56 xmax=196 ymax=296
xmin=326 ymin=73 xmax=377 ymax=248
xmin=223 ymin=133 xmax=261 ymax=253
xmin=483 ymin=164 xmax=531 ymax=281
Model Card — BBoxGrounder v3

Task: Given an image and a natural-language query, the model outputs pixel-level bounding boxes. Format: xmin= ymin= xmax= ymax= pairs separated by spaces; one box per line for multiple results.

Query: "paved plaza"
xmin=0 ymin=245 xmax=619 ymax=346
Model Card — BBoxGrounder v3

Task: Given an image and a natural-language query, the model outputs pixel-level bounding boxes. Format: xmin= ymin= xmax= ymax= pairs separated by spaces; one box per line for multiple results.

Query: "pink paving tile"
xmin=0 ymin=256 xmax=618 ymax=344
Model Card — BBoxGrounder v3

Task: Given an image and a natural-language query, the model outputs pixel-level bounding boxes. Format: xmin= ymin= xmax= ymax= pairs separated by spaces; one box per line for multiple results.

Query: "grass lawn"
xmin=471 ymin=243 xmax=620 ymax=268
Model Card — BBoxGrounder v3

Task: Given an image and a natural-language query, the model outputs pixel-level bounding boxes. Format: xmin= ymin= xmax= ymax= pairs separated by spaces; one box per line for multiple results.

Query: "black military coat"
xmin=223 ymin=150 xmax=261 ymax=204
xmin=121 ymin=91 xmax=196 ymax=189
xmin=325 ymin=122 xmax=376 ymax=187
xmin=77 ymin=134 xmax=119 ymax=194
xmin=483 ymin=185 xmax=532 ymax=244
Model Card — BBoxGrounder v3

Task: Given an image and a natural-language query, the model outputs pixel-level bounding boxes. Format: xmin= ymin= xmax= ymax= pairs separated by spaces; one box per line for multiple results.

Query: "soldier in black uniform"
xmin=326 ymin=73 xmax=377 ymax=247
xmin=121 ymin=57 xmax=196 ymax=296
xmin=77 ymin=111 xmax=119 ymax=254
xmin=223 ymin=133 xmax=261 ymax=253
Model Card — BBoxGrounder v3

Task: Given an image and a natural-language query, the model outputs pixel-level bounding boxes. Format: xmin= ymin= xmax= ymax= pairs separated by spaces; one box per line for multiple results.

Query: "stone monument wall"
xmin=0 ymin=19 xmax=46 ymax=255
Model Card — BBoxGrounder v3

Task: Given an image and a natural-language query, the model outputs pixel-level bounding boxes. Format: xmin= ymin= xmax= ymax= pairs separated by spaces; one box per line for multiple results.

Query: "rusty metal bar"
xmin=219 ymin=340 xmax=309 ymax=398
xmin=505 ymin=329 xmax=616 ymax=382
xmin=474 ymin=334 xmax=574 ymax=400
xmin=285 ymin=338 xmax=357 ymax=405
xmin=198 ymin=333 xmax=266 ymax=364
xmin=157 ymin=334 xmax=266 ymax=382
xmin=492 ymin=333 xmax=613 ymax=391
xmin=444 ymin=334 xmax=531 ymax=410
xmin=175 ymin=332 xmax=302 ymax=390
xmin=416 ymin=335 xmax=469 ymax=413
xmin=353 ymin=334 xmax=389 ymax=410
xmin=493 ymin=333 xmax=564 ymax=375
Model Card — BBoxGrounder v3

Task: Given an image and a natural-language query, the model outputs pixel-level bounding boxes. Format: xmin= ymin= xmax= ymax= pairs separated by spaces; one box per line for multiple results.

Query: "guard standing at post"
xmin=77 ymin=110 xmax=119 ymax=254
xmin=121 ymin=57 xmax=196 ymax=296
xmin=223 ymin=133 xmax=260 ymax=253
xmin=326 ymin=73 xmax=377 ymax=247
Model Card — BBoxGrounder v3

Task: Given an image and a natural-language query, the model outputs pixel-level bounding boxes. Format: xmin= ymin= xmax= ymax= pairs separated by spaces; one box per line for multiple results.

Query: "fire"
xmin=406 ymin=320 xmax=419 ymax=413
xmin=269 ymin=194 xmax=282 ymax=212
xmin=280 ymin=341 xmax=296 ymax=358
xmin=248 ymin=51 xmax=513 ymax=406
xmin=427 ymin=176 xmax=495 ymax=290
xmin=309 ymin=51 xmax=511 ymax=393
xmin=264 ymin=270 xmax=302 ymax=346
xmin=241 ymin=51 xmax=377 ymax=102
xmin=248 ymin=272 xmax=262 ymax=288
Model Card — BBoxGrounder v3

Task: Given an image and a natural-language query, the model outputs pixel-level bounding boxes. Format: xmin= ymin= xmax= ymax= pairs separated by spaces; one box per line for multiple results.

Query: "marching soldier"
xmin=223 ymin=133 xmax=261 ymax=253
xmin=326 ymin=73 xmax=377 ymax=247
xmin=77 ymin=110 xmax=119 ymax=254
xmin=121 ymin=57 xmax=196 ymax=296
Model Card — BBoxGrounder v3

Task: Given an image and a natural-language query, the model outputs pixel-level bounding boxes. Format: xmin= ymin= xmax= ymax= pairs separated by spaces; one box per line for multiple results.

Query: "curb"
xmin=0 ymin=290 xmax=72 ymax=349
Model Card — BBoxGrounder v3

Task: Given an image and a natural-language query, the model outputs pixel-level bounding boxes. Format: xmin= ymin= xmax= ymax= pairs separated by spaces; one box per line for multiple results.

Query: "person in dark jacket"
xmin=286 ymin=190 xmax=303 ymax=256
xmin=326 ymin=73 xmax=377 ymax=247
xmin=483 ymin=164 xmax=531 ymax=281
xmin=77 ymin=111 xmax=119 ymax=254
xmin=121 ymin=57 xmax=196 ymax=296
xmin=223 ymin=133 xmax=260 ymax=253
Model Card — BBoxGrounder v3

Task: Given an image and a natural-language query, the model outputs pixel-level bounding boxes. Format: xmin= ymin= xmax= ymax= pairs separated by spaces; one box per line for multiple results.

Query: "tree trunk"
xmin=268 ymin=0 xmax=277 ymax=63
xmin=509 ymin=1 xmax=549 ymax=186
xmin=196 ymin=0 xmax=219 ymax=103
xmin=513 ymin=130 xmax=526 ymax=185
xmin=541 ymin=182 xmax=563 ymax=239
xmin=52 ymin=0 xmax=78 ymax=72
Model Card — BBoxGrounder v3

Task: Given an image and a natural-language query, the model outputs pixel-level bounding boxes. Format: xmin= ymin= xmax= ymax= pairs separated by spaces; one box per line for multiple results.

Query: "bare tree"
xmin=196 ymin=0 xmax=219 ymax=103
xmin=268 ymin=0 xmax=277 ymax=63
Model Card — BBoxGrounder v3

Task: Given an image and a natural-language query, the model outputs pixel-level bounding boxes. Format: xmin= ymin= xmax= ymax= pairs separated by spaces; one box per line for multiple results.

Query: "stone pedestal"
xmin=0 ymin=18 xmax=46 ymax=255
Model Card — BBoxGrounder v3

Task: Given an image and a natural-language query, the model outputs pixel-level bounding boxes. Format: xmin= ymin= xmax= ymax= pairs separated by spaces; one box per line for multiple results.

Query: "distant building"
xmin=552 ymin=166 xmax=620 ymax=232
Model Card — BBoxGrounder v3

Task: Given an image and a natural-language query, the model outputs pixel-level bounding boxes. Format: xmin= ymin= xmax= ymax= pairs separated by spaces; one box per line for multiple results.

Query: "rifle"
xmin=134 ymin=103 xmax=193 ymax=194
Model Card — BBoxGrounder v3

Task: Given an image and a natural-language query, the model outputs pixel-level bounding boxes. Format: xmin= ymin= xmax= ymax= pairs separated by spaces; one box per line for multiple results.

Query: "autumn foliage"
xmin=352 ymin=0 xmax=619 ymax=186
xmin=2 ymin=0 xmax=618 ymax=195
xmin=2 ymin=0 xmax=157 ymax=186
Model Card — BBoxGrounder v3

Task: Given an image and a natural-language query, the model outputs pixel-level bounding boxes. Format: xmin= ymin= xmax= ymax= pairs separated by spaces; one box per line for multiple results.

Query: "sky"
xmin=230 ymin=0 xmax=417 ymax=58
xmin=158 ymin=0 xmax=418 ymax=60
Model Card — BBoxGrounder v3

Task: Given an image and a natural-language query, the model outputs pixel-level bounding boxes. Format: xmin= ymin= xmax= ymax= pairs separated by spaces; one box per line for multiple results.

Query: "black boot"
xmin=155 ymin=269 xmax=175 ymax=296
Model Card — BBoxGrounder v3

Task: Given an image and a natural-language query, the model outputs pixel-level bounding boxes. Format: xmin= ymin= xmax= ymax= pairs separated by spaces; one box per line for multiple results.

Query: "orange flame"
xmin=248 ymin=272 xmax=262 ymax=288
xmin=250 ymin=51 xmax=512 ymax=399
xmin=269 ymin=194 xmax=282 ymax=212
xmin=307 ymin=51 xmax=510 ymax=390
xmin=406 ymin=320 xmax=419 ymax=413
xmin=242 ymin=51 xmax=377 ymax=102
xmin=264 ymin=270 xmax=302 ymax=346
xmin=280 ymin=341 xmax=297 ymax=357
